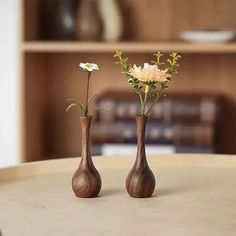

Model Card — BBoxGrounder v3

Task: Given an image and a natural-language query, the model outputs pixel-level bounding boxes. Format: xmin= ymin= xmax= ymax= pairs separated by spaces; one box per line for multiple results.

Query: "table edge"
xmin=1 ymin=154 xmax=236 ymax=182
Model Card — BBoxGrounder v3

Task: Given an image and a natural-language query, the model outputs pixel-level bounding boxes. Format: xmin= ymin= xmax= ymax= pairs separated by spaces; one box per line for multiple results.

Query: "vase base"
xmin=128 ymin=194 xmax=154 ymax=198
xmin=126 ymin=187 xmax=155 ymax=198
xmin=73 ymin=193 xmax=100 ymax=198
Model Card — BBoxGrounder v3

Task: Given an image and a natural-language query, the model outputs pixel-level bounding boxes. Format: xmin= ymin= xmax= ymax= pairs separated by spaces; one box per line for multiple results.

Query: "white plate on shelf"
xmin=179 ymin=30 xmax=236 ymax=43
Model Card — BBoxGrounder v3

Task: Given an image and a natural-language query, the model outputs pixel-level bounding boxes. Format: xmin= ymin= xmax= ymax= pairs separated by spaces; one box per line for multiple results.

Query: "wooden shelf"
xmin=21 ymin=0 xmax=236 ymax=163
xmin=22 ymin=41 xmax=236 ymax=53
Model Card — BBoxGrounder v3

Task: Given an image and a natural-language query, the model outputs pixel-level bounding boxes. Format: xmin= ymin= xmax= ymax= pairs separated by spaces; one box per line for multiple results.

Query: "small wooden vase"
xmin=72 ymin=116 xmax=101 ymax=198
xmin=126 ymin=116 xmax=156 ymax=198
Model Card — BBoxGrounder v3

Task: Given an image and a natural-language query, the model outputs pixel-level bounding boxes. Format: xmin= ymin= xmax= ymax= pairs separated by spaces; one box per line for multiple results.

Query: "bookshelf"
xmin=21 ymin=0 xmax=236 ymax=162
xmin=22 ymin=42 xmax=236 ymax=53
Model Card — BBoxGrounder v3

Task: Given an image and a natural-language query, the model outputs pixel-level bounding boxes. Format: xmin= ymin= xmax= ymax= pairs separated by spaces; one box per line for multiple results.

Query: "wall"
xmin=0 ymin=0 xmax=20 ymax=167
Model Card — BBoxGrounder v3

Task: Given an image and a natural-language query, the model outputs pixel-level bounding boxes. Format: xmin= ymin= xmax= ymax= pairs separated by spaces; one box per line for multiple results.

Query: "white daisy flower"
xmin=79 ymin=62 xmax=99 ymax=72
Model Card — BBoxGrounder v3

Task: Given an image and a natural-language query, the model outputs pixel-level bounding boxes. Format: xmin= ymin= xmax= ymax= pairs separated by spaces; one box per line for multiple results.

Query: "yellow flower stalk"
xmin=144 ymin=85 xmax=149 ymax=94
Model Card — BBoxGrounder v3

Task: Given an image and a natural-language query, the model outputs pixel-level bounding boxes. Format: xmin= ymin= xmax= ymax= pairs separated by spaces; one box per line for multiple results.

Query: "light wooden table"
xmin=1 ymin=154 xmax=236 ymax=236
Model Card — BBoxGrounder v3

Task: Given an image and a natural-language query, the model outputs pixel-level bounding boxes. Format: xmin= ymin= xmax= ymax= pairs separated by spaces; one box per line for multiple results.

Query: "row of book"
xmin=91 ymin=91 xmax=221 ymax=154
xmin=91 ymin=121 xmax=214 ymax=147
xmin=95 ymin=91 xmax=221 ymax=124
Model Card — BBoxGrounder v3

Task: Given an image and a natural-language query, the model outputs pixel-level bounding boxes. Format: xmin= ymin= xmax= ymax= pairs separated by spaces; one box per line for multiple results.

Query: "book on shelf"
xmin=175 ymin=146 xmax=214 ymax=154
xmin=92 ymin=90 xmax=220 ymax=154
xmin=91 ymin=121 xmax=174 ymax=145
xmin=95 ymin=91 xmax=221 ymax=124
xmin=174 ymin=123 xmax=214 ymax=147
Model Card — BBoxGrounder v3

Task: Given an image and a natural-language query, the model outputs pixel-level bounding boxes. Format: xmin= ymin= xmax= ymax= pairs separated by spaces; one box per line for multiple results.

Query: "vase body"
xmin=126 ymin=116 xmax=156 ymax=198
xmin=40 ymin=0 xmax=78 ymax=40
xmin=98 ymin=0 xmax=123 ymax=41
xmin=72 ymin=116 xmax=101 ymax=198
xmin=75 ymin=0 xmax=103 ymax=41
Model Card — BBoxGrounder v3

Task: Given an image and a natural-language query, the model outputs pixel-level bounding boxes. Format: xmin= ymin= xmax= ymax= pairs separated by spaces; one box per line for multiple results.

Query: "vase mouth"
xmin=80 ymin=115 xmax=93 ymax=119
xmin=136 ymin=115 xmax=147 ymax=119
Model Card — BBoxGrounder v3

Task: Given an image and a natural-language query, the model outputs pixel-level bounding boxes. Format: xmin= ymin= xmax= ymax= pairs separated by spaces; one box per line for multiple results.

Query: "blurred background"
xmin=1 ymin=0 xmax=236 ymax=167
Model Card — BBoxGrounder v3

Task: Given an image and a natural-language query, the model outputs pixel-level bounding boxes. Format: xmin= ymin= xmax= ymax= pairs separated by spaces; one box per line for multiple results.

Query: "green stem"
xmin=146 ymin=93 xmax=160 ymax=116
xmin=146 ymin=81 xmax=168 ymax=116
xmin=142 ymin=91 xmax=148 ymax=115
xmin=137 ymin=92 xmax=144 ymax=115
xmin=85 ymin=72 xmax=91 ymax=116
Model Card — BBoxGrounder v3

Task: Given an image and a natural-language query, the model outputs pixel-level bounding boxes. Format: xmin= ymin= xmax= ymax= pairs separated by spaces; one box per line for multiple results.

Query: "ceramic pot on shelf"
xmin=40 ymin=0 xmax=78 ymax=40
xmin=72 ymin=116 xmax=101 ymax=198
xmin=126 ymin=116 xmax=156 ymax=198
xmin=75 ymin=0 xmax=103 ymax=41
xmin=98 ymin=0 xmax=123 ymax=41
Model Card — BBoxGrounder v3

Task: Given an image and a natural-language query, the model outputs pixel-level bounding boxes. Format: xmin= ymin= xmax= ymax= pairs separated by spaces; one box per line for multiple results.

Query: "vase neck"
xmin=80 ymin=116 xmax=93 ymax=166
xmin=135 ymin=115 xmax=148 ymax=168
xmin=80 ymin=0 xmax=98 ymax=11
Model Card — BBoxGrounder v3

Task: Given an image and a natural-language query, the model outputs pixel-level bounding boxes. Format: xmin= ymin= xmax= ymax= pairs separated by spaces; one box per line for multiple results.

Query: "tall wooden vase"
xmin=126 ymin=116 xmax=156 ymax=198
xmin=72 ymin=116 xmax=101 ymax=198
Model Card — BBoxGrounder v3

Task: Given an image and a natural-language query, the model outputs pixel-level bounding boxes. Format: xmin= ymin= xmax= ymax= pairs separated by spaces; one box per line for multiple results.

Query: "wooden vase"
xmin=75 ymin=0 xmax=103 ymax=41
xmin=126 ymin=116 xmax=156 ymax=198
xmin=72 ymin=116 xmax=101 ymax=198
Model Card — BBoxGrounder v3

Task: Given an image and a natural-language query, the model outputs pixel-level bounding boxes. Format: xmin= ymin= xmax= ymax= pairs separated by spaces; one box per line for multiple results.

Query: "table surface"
xmin=1 ymin=154 xmax=236 ymax=236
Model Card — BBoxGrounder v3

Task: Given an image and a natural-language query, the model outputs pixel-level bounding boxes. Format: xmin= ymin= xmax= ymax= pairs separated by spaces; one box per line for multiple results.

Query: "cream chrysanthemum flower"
xmin=128 ymin=63 xmax=171 ymax=82
xmin=79 ymin=62 xmax=99 ymax=72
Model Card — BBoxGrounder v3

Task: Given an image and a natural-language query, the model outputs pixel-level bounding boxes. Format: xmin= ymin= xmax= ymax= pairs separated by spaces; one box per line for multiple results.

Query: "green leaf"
xmin=151 ymin=60 xmax=164 ymax=65
xmin=167 ymin=59 xmax=172 ymax=65
xmin=95 ymin=107 xmax=109 ymax=113
xmin=67 ymin=99 xmax=85 ymax=110
xmin=114 ymin=49 xmax=123 ymax=58
xmin=66 ymin=103 xmax=86 ymax=115
xmin=88 ymin=94 xmax=97 ymax=104
xmin=66 ymin=103 xmax=79 ymax=112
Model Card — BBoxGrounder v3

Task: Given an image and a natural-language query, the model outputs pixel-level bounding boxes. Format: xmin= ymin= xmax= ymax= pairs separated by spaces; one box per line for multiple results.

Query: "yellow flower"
xmin=128 ymin=63 xmax=171 ymax=83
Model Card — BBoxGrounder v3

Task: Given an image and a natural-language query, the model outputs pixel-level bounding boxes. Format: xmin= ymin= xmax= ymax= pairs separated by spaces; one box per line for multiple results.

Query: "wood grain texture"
xmin=25 ymin=54 xmax=49 ymax=162
xmin=23 ymin=53 xmax=236 ymax=161
xmin=21 ymin=0 xmax=236 ymax=162
xmin=72 ymin=116 xmax=101 ymax=198
xmin=2 ymin=155 xmax=236 ymax=181
xmin=24 ymin=0 xmax=40 ymax=41
xmin=21 ymin=42 xmax=236 ymax=53
xmin=126 ymin=116 xmax=155 ymax=198
xmin=24 ymin=0 xmax=236 ymax=41
xmin=121 ymin=0 xmax=236 ymax=41
xmin=2 ymin=155 xmax=236 ymax=235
